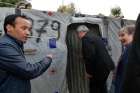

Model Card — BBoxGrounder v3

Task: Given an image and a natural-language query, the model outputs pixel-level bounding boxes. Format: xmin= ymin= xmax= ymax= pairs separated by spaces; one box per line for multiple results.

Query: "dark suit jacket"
xmin=121 ymin=45 xmax=140 ymax=93
xmin=82 ymin=32 xmax=114 ymax=80
xmin=115 ymin=44 xmax=131 ymax=93
xmin=0 ymin=34 xmax=52 ymax=93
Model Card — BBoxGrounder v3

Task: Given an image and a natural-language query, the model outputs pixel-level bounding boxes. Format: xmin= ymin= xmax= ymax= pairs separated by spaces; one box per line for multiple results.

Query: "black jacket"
xmin=121 ymin=45 xmax=140 ymax=93
xmin=82 ymin=32 xmax=114 ymax=76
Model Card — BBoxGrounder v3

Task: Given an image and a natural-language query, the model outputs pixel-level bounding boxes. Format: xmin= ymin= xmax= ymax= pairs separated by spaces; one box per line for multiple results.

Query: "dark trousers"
xmin=89 ymin=67 xmax=110 ymax=93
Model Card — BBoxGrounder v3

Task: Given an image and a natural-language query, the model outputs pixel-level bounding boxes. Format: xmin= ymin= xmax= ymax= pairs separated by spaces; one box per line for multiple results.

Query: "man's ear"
xmin=6 ymin=24 xmax=13 ymax=33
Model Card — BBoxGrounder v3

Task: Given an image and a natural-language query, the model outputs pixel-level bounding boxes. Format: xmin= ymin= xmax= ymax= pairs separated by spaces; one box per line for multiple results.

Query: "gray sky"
xmin=29 ymin=0 xmax=139 ymax=20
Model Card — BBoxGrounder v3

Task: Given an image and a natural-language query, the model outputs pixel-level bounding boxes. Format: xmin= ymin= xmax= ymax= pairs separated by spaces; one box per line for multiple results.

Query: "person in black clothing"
xmin=76 ymin=25 xmax=115 ymax=93
xmin=120 ymin=14 xmax=140 ymax=93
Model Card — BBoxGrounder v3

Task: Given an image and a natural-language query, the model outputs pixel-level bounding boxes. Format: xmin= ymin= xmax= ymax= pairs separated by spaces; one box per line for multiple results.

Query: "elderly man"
xmin=77 ymin=25 xmax=114 ymax=93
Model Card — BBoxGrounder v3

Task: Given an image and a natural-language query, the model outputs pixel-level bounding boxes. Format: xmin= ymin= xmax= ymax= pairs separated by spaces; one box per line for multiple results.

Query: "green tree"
xmin=110 ymin=6 xmax=123 ymax=18
xmin=0 ymin=0 xmax=24 ymax=7
xmin=57 ymin=3 xmax=76 ymax=15
xmin=0 ymin=0 xmax=32 ymax=9
xmin=16 ymin=1 xmax=32 ymax=9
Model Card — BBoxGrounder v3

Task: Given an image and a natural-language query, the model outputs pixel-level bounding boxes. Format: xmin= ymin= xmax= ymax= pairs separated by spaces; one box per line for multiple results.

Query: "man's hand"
xmin=46 ymin=54 xmax=53 ymax=59
xmin=43 ymin=54 xmax=53 ymax=64
xmin=85 ymin=72 xmax=93 ymax=79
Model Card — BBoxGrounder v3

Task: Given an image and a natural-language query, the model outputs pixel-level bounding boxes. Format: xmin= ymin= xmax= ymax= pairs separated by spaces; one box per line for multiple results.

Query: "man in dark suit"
xmin=77 ymin=25 xmax=114 ymax=93
xmin=0 ymin=14 xmax=52 ymax=93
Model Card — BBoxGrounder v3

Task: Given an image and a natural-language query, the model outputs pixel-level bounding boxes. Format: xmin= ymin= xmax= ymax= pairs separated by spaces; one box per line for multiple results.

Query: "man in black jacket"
xmin=77 ymin=25 xmax=114 ymax=93
xmin=0 ymin=14 xmax=52 ymax=93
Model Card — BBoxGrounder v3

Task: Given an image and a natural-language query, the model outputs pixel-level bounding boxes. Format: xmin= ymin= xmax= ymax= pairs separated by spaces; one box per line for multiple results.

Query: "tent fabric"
xmin=0 ymin=8 xmax=135 ymax=93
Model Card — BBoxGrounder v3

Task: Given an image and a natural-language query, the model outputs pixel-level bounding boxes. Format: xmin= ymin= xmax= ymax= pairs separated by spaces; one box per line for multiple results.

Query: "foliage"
xmin=0 ymin=0 xmax=32 ymax=9
xmin=110 ymin=6 xmax=122 ymax=18
xmin=0 ymin=0 xmax=23 ymax=7
xmin=16 ymin=1 xmax=32 ymax=9
xmin=57 ymin=3 xmax=76 ymax=15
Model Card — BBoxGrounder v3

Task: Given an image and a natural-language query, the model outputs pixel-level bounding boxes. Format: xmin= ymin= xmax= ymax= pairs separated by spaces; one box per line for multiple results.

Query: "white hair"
xmin=77 ymin=25 xmax=89 ymax=32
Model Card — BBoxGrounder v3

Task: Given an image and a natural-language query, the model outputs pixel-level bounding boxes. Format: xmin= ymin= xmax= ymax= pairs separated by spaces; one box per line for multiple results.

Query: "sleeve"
xmin=0 ymin=44 xmax=52 ymax=79
xmin=82 ymin=38 xmax=96 ymax=75
xmin=96 ymin=38 xmax=115 ymax=71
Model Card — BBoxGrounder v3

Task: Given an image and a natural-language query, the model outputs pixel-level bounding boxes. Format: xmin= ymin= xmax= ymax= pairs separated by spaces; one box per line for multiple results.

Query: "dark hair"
xmin=4 ymin=14 xmax=32 ymax=33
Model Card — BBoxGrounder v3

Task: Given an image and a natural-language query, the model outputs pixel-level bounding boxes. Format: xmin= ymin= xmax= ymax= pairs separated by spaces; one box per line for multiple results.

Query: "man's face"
xmin=7 ymin=17 xmax=32 ymax=43
xmin=78 ymin=31 xmax=86 ymax=39
xmin=118 ymin=31 xmax=133 ymax=46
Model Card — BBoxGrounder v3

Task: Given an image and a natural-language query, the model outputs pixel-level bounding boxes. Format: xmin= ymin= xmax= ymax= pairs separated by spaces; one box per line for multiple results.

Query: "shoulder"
xmin=86 ymin=32 xmax=103 ymax=42
xmin=0 ymin=35 xmax=18 ymax=47
xmin=83 ymin=33 xmax=105 ymax=49
xmin=0 ymin=35 xmax=20 ymax=54
xmin=0 ymin=35 xmax=12 ymax=44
